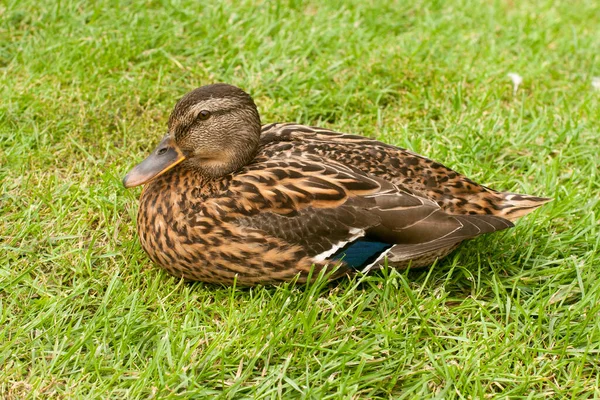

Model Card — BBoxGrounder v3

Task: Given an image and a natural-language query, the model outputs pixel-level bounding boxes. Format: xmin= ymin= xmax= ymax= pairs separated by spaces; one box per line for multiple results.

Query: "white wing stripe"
xmin=311 ymin=228 xmax=365 ymax=262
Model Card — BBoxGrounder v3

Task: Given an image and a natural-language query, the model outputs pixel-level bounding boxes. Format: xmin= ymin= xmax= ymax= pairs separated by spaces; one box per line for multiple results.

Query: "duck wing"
xmin=259 ymin=123 xmax=550 ymax=221
xmin=206 ymin=154 xmax=513 ymax=271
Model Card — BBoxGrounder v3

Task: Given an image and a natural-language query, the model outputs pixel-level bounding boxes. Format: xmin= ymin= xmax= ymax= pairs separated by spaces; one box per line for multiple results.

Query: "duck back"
xmin=259 ymin=123 xmax=551 ymax=222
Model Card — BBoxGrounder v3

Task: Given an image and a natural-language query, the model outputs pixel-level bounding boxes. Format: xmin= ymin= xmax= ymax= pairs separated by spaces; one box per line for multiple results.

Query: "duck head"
xmin=123 ymin=83 xmax=261 ymax=187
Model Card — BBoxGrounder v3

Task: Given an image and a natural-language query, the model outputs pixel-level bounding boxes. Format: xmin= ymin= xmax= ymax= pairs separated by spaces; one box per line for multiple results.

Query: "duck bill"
xmin=122 ymin=136 xmax=186 ymax=188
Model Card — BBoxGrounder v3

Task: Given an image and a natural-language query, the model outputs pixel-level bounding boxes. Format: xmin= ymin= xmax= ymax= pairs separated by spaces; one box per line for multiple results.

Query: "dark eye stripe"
xmin=176 ymin=107 xmax=243 ymax=140
xmin=198 ymin=107 xmax=239 ymax=117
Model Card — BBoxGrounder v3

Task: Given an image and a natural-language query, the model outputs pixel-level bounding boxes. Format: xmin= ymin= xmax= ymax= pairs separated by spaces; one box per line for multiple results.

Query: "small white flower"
xmin=507 ymin=73 xmax=523 ymax=95
xmin=592 ymin=77 xmax=600 ymax=91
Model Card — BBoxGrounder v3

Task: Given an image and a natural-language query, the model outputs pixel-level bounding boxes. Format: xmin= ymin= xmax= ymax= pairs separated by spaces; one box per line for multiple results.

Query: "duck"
xmin=123 ymin=83 xmax=550 ymax=285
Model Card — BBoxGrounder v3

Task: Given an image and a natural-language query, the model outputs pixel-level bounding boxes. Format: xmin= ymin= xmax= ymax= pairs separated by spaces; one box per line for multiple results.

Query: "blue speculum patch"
xmin=330 ymin=239 xmax=393 ymax=269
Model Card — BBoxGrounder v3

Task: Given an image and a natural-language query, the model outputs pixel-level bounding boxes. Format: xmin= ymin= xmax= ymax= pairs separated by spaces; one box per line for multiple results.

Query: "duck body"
xmin=125 ymin=84 xmax=550 ymax=285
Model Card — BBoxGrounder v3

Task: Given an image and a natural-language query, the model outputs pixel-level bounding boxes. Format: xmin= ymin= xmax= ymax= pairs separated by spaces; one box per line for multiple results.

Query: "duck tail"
xmin=495 ymin=192 xmax=552 ymax=222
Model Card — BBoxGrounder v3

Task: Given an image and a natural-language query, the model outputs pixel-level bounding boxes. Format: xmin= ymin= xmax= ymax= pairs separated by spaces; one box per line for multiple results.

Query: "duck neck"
xmin=181 ymin=146 xmax=257 ymax=180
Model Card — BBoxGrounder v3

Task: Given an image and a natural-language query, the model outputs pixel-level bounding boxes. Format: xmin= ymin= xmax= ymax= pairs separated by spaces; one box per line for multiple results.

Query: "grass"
xmin=1 ymin=0 xmax=599 ymax=397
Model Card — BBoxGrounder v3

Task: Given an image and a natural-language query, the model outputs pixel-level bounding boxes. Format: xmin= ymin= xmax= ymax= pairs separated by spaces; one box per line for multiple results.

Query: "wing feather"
xmin=201 ymin=155 xmax=513 ymax=267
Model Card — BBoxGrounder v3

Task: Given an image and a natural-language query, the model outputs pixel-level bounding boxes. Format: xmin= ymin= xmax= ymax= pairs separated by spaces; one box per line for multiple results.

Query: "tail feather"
xmin=496 ymin=192 xmax=552 ymax=221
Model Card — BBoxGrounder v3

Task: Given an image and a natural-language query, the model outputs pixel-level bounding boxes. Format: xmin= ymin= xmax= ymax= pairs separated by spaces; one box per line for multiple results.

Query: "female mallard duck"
xmin=123 ymin=83 xmax=550 ymax=285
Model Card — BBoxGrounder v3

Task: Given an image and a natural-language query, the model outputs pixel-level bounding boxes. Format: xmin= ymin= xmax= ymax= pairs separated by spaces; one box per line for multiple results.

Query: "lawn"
xmin=1 ymin=0 xmax=599 ymax=398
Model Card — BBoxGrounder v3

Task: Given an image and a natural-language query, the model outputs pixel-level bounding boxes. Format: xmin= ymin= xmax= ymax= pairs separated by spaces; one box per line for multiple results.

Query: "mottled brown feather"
xmin=128 ymin=85 xmax=550 ymax=285
xmin=259 ymin=123 xmax=551 ymax=221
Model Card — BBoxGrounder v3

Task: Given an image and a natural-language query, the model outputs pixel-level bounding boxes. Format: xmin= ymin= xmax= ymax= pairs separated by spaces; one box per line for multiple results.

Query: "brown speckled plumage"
xmin=124 ymin=84 xmax=550 ymax=285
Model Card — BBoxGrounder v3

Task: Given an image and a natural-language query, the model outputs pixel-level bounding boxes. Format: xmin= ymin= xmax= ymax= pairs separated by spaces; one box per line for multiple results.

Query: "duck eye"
xmin=198 ymin=110 xmax=211 ymax=121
